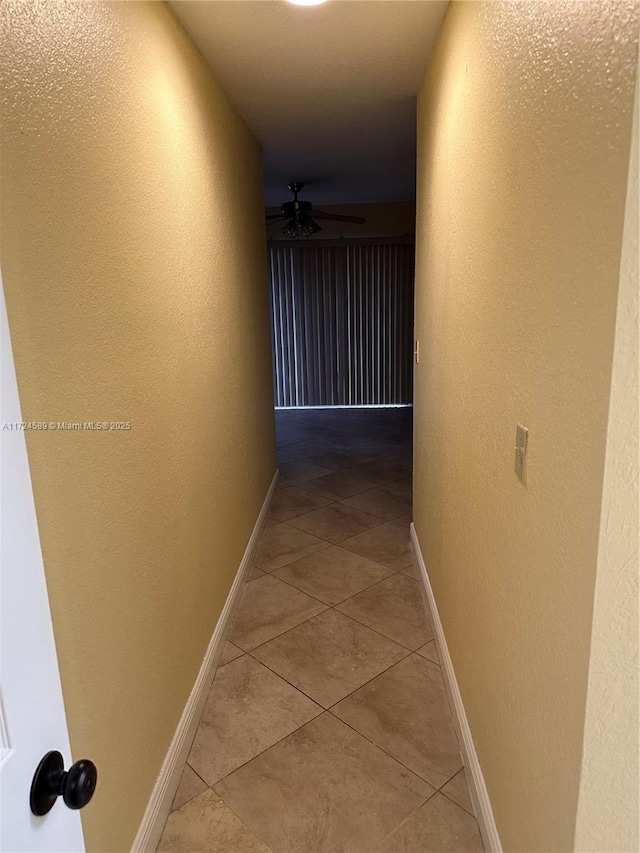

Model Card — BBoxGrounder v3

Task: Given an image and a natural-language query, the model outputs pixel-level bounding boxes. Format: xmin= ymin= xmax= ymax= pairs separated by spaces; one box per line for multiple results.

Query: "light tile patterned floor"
xmin=157 ymin=408 xmax=484 ymax=852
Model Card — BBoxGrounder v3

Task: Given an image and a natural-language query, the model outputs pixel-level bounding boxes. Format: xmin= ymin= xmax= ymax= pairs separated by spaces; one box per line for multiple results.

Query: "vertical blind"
xmin=269 ymin=241 xmax=415 ymax=407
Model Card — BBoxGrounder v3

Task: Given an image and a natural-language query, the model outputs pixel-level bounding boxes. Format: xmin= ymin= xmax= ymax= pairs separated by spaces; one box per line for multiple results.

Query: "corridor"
xmin=157 ymin=409 xmax=484 ymax=852
xmin=3 ymin=0 xmax=637 ymax=848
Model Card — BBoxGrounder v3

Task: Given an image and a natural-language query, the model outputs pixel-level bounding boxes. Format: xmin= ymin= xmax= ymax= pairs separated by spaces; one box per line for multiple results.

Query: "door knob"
xmin=30 ymin=750 xmax=97 ymax=816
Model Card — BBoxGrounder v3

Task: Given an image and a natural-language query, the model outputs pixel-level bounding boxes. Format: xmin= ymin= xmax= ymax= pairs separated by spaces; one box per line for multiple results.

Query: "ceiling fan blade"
xmin=266 ymin=216 xmax=287 ymax=224
xmin=313 ymin=210 xmax=366 ymax=224
xmin=266 ymin=213 xmax=286 ymax=221
xmin=309 ymin=219 xmax=323 ymax=234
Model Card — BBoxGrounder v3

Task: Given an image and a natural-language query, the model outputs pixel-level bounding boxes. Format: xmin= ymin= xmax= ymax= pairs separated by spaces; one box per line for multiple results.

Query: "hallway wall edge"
xmin=131 ymin=469 xmax=280 ymax=853
xmin=410 ymin=522 xmax=503 ymax=853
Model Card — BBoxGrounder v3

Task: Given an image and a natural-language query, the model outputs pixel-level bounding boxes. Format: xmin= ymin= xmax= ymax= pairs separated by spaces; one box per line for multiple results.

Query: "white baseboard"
xmin=131 ymin=470 xmax=280 ymax=853
xmin=410 ymin=523 xmax=502 ymax=853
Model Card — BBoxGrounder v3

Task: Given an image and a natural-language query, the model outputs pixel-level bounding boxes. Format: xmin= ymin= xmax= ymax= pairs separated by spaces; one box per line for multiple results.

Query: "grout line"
xmin=263 ymin=504 xmax=397 ymax=551
xmin=167 ymin=789 xmax=203 ymax=815
xmin=241 ymin=569 xmax=421 ymax=654
xmin=439 ymin=780 xmax=477 ymax=817
xmin=245 ymin=610 xmax=418 ymax=711
xmin=186 ymin=691 xmax=469 ymax=847
xmin=323 ymin=651 xmax=413 ymax=710
xmin=292 ymin=481 xmax=386 ymax=503
xmin=232 ymin=603 xmax=329 ymax=653
xmin=187 ymin=420 xmax=421 ymax=845
xmin=375 ymin=788 xmax=440 ymax=848
xmin=329 ymin=573 xmax=426 ymax=645
xmin=242 ymin=621 xmax=416 ymax=711
xmin=276 ymin=474 xmax=411 ymax=522
xmin=331 ymin=549 xmax=411 ymax=574
xmin=208 ymin=706 xmax=326 ymax=789
xmin=245 ymin=567 xmax=422 ymax=645
xmin=168 ymin=762 xmax=222 ymax=816
xmin=328 ymin=602 xmax=422 ymax=653
xmin=244 ymin=653 xmax=331 ymax=708
xmin=325 ymin=707 xmax=448 ymax=794
xmin=254 ymin=536 xmax=333 ymax=572
xmin=210 ymin=650 xmax=461 ymax=808
xmin=204 ymin=782 xmax=278 ymax=852
xmin=257 ymin=571 xmax=337 ymax=606
xmin=274 ymin=562 xmax=397 ymax=607
xmin=250 ymin=538 xmax=422 ymax=649
xmin=284 ymin=517 xmax=388 ymax=546
xmin=185 ymin=762 xmax=208 ymax=788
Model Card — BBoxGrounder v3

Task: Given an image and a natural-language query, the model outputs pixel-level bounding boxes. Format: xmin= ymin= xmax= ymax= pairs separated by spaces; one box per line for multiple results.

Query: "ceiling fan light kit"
xmin=266 ymin=182 xmax=366 ymax=239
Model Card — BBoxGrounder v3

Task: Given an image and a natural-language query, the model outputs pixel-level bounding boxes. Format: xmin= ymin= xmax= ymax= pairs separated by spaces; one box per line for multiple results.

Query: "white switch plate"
xmin=515 ymin=424 xmax=528 ymax=483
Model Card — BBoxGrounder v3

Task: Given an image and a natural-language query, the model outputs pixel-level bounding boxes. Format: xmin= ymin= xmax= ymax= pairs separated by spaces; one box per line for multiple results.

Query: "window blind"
xmin=269 ymin=242 xmax=414 ymax=407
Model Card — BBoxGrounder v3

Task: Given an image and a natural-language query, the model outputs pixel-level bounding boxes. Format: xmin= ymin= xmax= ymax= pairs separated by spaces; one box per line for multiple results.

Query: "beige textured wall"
xmin=266 ymin=201 xmax=416 ymax=240
xmin=413 ymin=2 xmax=638 ymax=851
xmin=1 ymin=3 xmax=276 ymax=851
xmin=574 ymin=57 xmax=639 ymax=853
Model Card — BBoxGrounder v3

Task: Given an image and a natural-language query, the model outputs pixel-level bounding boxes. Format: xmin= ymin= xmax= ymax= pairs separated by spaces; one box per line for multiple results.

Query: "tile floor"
xmin=158 ymin=408 xmax=484 ymax=853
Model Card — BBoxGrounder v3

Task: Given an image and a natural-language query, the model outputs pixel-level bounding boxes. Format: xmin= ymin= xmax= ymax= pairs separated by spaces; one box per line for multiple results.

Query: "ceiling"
xmin=169 ymin=1 xmax=448 ymax=206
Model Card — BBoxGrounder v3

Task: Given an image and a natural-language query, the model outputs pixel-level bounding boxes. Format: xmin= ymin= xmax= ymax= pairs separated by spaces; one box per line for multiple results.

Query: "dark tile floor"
xmin=158 ymin=408 xmax=484 ymax=852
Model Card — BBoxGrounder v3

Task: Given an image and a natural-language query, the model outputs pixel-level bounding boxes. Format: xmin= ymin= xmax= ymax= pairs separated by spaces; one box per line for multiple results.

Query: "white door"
xmin=0 ymin=277 xmax=85 ymax=852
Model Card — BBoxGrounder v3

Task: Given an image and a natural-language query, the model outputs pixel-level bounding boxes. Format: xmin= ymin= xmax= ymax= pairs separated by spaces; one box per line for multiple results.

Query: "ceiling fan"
xmin=266 ymin=182 xmax=366 ymax=238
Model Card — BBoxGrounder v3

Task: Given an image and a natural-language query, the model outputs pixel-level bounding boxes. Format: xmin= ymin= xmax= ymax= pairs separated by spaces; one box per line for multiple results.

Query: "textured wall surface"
xmin=575 ymin=58 xmax=639 ymax=853
xmin=0 ymin=3 xmax=276 ymax=850
xmin=413 ymin=2 xmax=639 ymax=850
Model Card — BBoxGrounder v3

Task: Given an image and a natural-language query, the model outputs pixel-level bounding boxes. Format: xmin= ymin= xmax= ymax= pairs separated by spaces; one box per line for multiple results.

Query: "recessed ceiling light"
xmin=286 ymin=0 xmax=328 ymax=6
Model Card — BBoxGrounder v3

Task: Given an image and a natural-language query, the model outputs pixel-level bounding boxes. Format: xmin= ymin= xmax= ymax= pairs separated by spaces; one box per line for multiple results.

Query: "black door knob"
xmin=30 ymin=751 xmax=98 ymax=816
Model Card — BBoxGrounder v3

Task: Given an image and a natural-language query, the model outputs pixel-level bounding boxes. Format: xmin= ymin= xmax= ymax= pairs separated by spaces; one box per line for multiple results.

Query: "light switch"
xmin=515 ymin=424 xmax=528 ymax=483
